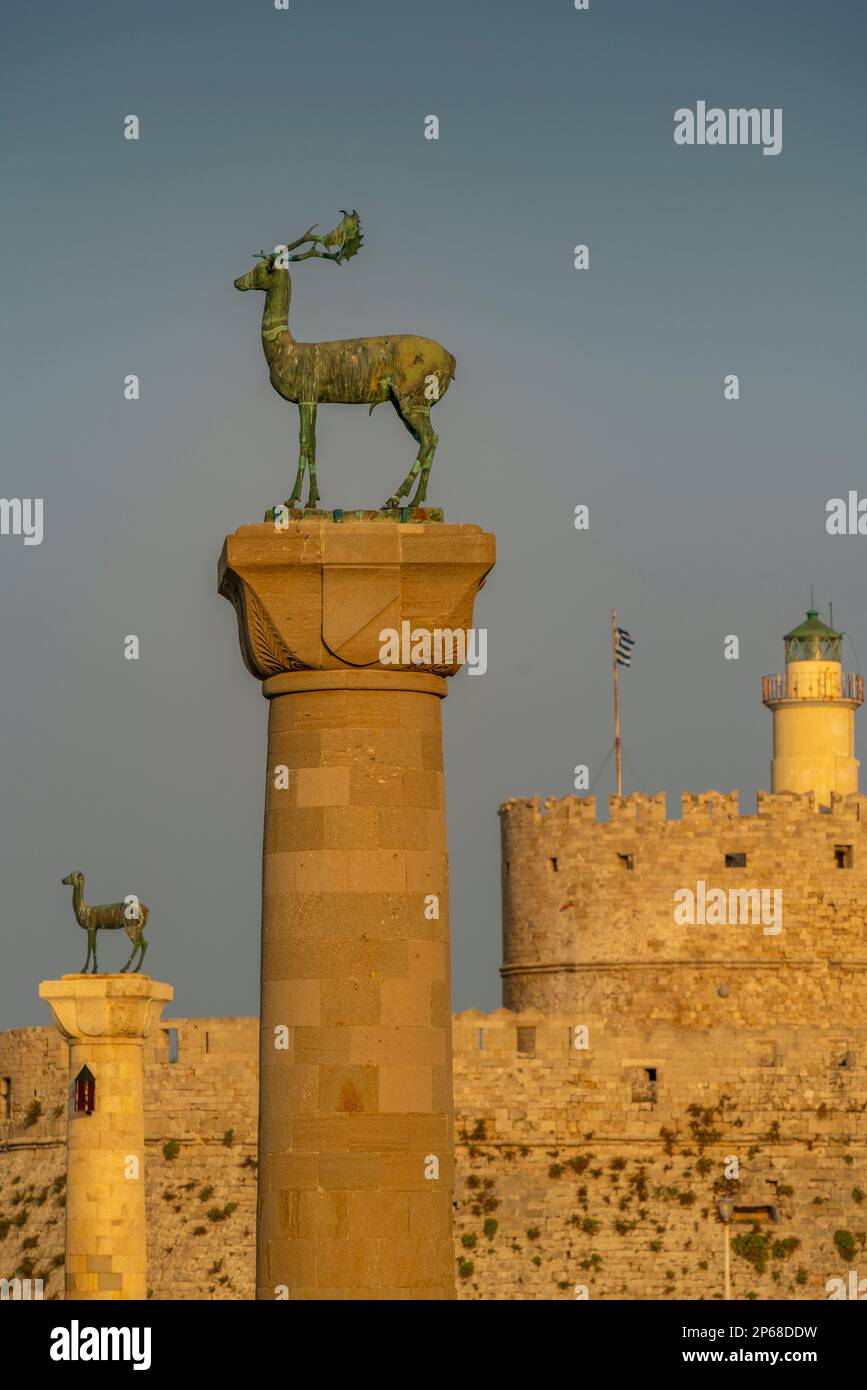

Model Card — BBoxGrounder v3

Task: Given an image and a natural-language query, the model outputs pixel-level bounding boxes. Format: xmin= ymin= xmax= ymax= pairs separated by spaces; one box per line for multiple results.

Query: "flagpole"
xmin=612 ymin=608 xmax=622 ymax=797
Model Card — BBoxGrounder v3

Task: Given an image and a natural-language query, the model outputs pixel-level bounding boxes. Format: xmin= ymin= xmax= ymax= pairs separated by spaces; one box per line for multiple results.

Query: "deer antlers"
xmin=255 ymin=213 xmax=364 ymax=270
xmin=319 ymin=210 xmax=363 ymax=264
xmin=286 ymin=224 xmax=321 ymax=253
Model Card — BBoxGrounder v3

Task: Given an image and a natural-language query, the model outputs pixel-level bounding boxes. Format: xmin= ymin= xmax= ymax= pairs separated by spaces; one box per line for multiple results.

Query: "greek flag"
xmin=615 ymin=627 xmax=636 ymax=668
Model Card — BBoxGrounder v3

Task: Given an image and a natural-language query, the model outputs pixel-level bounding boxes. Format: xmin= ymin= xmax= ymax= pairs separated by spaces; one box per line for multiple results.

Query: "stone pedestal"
xmin=39 ymin=974 xmax=172 ymax=1300
xmin=219 ymin=518 xmax=494 ymax=1299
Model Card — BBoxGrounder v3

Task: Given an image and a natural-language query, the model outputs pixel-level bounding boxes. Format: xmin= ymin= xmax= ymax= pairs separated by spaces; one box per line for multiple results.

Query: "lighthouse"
xmin=762 ymin=609 xmax=864 ymax=808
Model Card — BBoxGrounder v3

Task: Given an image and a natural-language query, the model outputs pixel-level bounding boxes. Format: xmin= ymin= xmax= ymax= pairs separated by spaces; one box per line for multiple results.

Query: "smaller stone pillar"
xmin=39 ymin=974 xmax=172 ymax=1300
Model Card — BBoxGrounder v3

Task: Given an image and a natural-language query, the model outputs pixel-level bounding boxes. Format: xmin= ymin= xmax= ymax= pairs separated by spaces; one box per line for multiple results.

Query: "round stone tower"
xmin=500 ymin=607 xmax=867 ymax=1023
xmin=762 ymin=609 xmax=863 ymax=809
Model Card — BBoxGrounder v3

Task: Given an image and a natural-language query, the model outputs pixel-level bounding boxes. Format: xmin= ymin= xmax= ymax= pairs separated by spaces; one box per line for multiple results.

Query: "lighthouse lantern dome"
xmin=783 ymin=610 xmax=842 ymax=664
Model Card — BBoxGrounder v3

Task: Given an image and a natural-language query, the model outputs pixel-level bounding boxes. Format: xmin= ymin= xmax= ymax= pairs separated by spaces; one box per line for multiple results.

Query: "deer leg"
xmin=383 ymin=460 xmax=421 ymax=511
xmin=288 ymin=405 xmax=308 ymax=505
xmin=119 ymin=932 xmax=138 ymax=973
xmin=82 ymin=929 xmax=94 ymax=974
xmin=135 ymin=933 xmax=148 ymax=973
xmin=302 ymin=404 xmax=320 ymax=509
xmin=383 ymin=400 xmax=423 ymax=510
xmin=409 ymin=410 xmax=438 ymax=506
xmin=91 ymin=931 xmax=99 ymax=975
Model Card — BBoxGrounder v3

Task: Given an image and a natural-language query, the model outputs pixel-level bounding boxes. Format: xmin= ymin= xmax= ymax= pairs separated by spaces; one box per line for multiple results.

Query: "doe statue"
xmin=61 ymin=871 xmax=150 ymax=974
xmin=233 ymin=212 xmax=455 ymax=511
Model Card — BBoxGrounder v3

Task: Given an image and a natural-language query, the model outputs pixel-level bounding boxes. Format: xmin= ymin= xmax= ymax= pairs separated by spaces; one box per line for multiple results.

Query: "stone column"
xmin=39 ymin=974 xmax=172 ymax=1300
xmin=219 ymin=517 xmax=494 ymax=1300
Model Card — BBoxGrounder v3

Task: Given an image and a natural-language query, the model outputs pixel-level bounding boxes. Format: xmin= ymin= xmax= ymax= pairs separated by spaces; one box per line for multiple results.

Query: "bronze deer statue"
xmin=233 ymin=213 xmax=455 ymax=510
xmin=61 ymin=871 xmax=149 ymax=974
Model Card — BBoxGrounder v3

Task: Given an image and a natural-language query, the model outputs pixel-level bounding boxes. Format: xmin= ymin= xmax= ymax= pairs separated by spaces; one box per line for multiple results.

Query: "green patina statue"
xmin=234 ymin=212 xmax=455 ymax=511
xmin=61 ymin=871 xmax=150 ymax=974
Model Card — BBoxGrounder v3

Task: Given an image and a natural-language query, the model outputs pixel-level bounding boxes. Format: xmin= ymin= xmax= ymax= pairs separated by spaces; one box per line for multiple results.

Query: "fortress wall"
xmin=0 ymin=1028 xmax=68 ymax=1298
xmin=0 ymin=1026 xmax=67 ymax=1131
xmin=141 ymin=1017 xmax=258 ymax=1300
xmin=0 ymin=1018 xmax=258 ymax=1300
xmin=3 ymin=1006 xmax=865 ymax=1301
xmin=451 ymin=1011 xmax=867 ymax=1300
xmin=501 ymin=791 xmax=867 ymax=1023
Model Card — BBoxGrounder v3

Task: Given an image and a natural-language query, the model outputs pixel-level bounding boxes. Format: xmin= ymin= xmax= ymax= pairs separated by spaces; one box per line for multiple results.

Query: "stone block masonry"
xmin=2 ymin=1008 xmax=865 ymax=1300
xmin=451 ymin=1012 xmax=867 ymax=1301
xmin=5 ymin=781 xmax=864 ymax=1302
xmin=501 ymin=790 xmax=867 ymax=1024
xmin=0 ymin=1017 xmax=257 ymax=1301
xmin=219 ymin=518 xmax=494 ymax=1300
xmin=39 ymin=975 xmax=172 ymax=1300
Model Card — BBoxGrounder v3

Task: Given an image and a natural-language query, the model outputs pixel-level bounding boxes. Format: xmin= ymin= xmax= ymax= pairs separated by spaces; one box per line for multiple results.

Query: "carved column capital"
xmin=218 ymin=519 xmax=495 ymax=679
xmin=39 ymin=975 xmax=173 ymax=1045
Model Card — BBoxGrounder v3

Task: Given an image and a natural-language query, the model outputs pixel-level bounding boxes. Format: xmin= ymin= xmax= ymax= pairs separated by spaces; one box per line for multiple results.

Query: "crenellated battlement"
xmin=500 ymin=788 xmax=867 ymax=827
xmin=500 ymin=787 xmax=867 ymax=1025
xmin=485 ymin=614 xmax=867 ymax=1298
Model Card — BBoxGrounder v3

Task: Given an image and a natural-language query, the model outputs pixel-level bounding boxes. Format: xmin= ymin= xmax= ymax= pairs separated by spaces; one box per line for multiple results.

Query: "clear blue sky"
xmin=2 ymin=0 xmax=866 ymax=1024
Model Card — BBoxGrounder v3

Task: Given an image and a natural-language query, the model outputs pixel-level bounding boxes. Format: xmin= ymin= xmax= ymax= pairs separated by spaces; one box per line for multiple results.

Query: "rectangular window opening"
xmin=1 ymin=1077 xmax=10 ymax=1121
xmin=731 ymin=1204 xmax=775 ymax=1224
xmin=835 ymin=845 xmax=853 ymax=869
xmin=725 ymin=853 xmax=747 ymax=868
xmin=477 ymin=1028 xmax=485 ymax=1051
xmin=618 ymin=853 xmax=634 ymax=871
xmin=167 ymin=1028 xmax=179 ymax=1064
xmin=630 ymin=1065 xmax=659 ymax=1103
xmin=549 ymin=857 xmax=559 ymax=872
xmin=758 ymin=1041 xmax=782 ymax=1068
xmin=516 ymin=1026 xmax=536 ymax=1057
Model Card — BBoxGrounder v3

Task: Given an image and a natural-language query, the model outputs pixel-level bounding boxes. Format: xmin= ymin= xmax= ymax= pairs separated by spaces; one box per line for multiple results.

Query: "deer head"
xmin=62 ymin=871 xmax=83 ymax=887
xmin=233 ymin=258 xmax=276 ymax=292
xmin=233 ymin=214 xmax=363 ymax=290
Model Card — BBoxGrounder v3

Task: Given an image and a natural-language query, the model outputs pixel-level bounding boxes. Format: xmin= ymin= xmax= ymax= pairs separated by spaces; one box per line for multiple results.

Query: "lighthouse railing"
xmin=762 ymin=672 xmax=864 ymax=704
